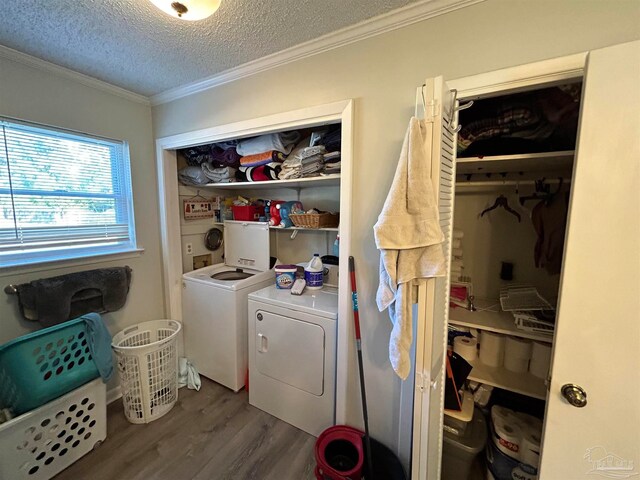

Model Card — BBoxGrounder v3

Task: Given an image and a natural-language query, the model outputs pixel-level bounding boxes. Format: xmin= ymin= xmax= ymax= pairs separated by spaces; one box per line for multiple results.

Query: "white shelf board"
xmin=178 ymin=174 xmax=341 ymax=193
xmin=270 ymin=226 xmax=339 ymax=232
xmin=467 ymin=359 xmax=547 ymax=400
xmin=456 ymin=151 xmax=574 ymax=175
xmin=212 ymin=221 xmax=337 ymax=232
xmin=178 ymin=184 xmax=204 ymax=196
xmin=449 ymin=300 xmax=553 ymax=343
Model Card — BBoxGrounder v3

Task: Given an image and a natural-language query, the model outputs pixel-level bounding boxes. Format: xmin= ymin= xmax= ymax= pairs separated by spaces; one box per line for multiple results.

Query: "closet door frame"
xmin=155 ymin=100 xmax=355 ymax=424
xmin=410 ymin=52 xmax=588 ymax=480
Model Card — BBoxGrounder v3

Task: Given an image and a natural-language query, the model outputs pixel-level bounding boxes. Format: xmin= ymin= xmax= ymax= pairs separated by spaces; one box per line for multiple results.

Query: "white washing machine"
xmin=182 ymin=221 xmax=275 ymax=392
xmin=248 ymin=285 xmax=338 ymax=436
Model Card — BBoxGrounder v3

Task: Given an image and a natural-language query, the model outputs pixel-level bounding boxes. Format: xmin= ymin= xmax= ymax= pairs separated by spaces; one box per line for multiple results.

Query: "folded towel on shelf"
xmin=237 ymin=163 xmax=282 ymax=182
xmin=209 ymin=146 xmax=241 ymax=167
xmin=15 ymin=267 xmax=133 ymax=327
xmin=299 ymin=145 xmax=326 ymax=160
xmin=180 ymin=144 xmax=240 ymax=168
xmin=323 ymin=155 xmax=341 ymax=174
xmin=279 ymin=161 xmax=324 ymax=180
xmin=452 ymin=239 xmax=462 ymax=249
xmin=181 ymin=145 xmax=214 ymax=166
xmin=322 ymin=128 xmax=342 ymax=153
xmin=301 ymin=161 xmax=324 ymax=175
xmin=178 ymin=166 xmax=210 ymax=186
xmin=278 ymin=167 xmax=300 ymax=180
xmin=451 ymin=248 xmax=463 ymax=257
xmin=201 ymin=164 xmax=237 ymax=182
xmin=237 ymin=132 xmax=301 ymax=156
xmin=82 ymin=313 xmax=114 ymax=382
xmin=240 ymin=150 xmax=285 ymax=167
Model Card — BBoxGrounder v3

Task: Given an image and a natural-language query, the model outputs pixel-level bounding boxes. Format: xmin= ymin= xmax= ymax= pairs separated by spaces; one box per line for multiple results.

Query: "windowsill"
xmin=0 ymin=247 xmax=145 ymax=278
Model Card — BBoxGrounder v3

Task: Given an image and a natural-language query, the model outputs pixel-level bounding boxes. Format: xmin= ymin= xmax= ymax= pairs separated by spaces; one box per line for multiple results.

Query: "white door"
xmin=539 ymin=40 xmax=640 ymax=478
xmin=254 ymin=310 xmax=325 ymax=395
xmin=412 ymin=76 xmax=457 ymax=480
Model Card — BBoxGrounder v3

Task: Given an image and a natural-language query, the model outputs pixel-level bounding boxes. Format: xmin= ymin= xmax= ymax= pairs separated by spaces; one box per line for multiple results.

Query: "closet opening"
xmin=154 ymin=100 xmax=355 ymax=453
xmin=442 ymin=79 xmax=583 ymax=480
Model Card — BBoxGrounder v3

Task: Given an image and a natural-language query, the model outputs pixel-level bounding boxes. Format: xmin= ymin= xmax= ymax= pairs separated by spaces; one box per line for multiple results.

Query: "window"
xmin=0 ymin=118 xmax=137 ymax=268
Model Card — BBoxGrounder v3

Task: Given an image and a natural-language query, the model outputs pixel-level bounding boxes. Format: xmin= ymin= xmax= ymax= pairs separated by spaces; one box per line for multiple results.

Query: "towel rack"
xmin=4 ymin=284 xmax=17 ymax=295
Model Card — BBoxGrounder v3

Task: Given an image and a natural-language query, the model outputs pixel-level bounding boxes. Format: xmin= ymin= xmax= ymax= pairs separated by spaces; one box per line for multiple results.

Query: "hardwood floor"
xmin=54 ymin=378 xmax=317 ymax=480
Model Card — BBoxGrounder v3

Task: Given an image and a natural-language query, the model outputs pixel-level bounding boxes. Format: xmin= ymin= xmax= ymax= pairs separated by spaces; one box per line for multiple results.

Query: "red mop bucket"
xmin=315 ymin=425 xmax=365 ymax=480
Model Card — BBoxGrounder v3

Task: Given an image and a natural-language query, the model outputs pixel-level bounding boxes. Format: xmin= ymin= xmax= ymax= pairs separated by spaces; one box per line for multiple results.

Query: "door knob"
xmin=561 ymin=383 xmax=587 ymax=408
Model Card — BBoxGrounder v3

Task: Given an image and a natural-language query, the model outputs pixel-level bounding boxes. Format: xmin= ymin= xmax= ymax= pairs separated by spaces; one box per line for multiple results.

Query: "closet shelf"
xmin=456 ymin=151 xmax=574 ymax=175
xmin=210 ymin=222 xmax=338 ymax=232
xmin=449 ymin=301 xmax=553 ymax=343
xmin=178 ymin=174 xmax=341 ymax=194
xmin=271 ymin=226 xmax=339 ymax=232
xmin=466 ymin=360 xmax=547 ymax=400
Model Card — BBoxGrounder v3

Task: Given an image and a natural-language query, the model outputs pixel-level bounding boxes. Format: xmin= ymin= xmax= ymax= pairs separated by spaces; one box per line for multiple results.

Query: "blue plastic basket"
xmin=0 ymin=317 xmax=100 ymax=416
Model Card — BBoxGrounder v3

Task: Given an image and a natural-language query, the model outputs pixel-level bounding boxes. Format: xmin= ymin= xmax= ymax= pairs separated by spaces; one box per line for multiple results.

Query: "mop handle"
xmin=349 ymin=256 xmax=374 ymax=480
xmin=348 ymin=256 xmax=362 ymax=341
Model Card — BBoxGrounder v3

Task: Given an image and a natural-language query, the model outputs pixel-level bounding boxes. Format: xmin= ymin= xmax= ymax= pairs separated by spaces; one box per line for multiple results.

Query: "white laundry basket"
xmin=112 ymin=320 xmax=181 ymax=424
xmin=0 ymin=378 xmax=107 ymax=480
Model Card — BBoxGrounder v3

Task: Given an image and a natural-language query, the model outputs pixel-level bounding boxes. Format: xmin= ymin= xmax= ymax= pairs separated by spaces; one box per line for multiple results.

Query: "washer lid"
xmin=223 ymin=220 xmax=270 ymax=272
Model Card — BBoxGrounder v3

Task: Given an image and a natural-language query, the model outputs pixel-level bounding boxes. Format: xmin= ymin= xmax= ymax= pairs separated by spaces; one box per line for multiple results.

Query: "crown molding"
xmin=0 ymin=44 xmax=150 ymax=106
xmin=151 ymin=0 xmax=484 ymax=106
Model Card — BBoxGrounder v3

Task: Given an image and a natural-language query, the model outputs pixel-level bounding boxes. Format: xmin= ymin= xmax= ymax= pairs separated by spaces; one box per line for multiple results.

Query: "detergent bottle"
xmin=305 ymin=253 xmax=324 ymax=290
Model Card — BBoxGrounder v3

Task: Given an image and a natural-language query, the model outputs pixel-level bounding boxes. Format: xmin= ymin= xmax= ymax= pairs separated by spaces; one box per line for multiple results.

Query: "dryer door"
xmin=254 ymin=310 xmax=325 ymax=396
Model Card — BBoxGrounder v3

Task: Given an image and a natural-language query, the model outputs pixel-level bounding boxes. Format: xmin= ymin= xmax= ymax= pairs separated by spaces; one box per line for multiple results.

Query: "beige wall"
xmin=153 ymin=0 xmax=640 ymax=452
xmin=0 ymin=56 xmax=165 ymax=390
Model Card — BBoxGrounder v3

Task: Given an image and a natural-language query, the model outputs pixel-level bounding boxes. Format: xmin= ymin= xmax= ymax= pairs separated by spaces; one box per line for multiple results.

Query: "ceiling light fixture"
xmin=150 ymin=0 xmax=221 ymax=21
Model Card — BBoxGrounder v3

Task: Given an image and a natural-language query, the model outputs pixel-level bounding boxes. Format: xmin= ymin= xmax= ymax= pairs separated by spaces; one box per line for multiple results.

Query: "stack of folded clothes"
xmin=178 ymin=165 xmax=210 ymax=186
xmin=179 ymin=141 xmax=242 ymax=185
xmin=202 ymin=165 xmax=237 ymax=183
xmin=234 ymin=132 xmax=300 ymax=182
xmin=237 ymin=132 xmax=300 ymax=156
xmin=279 ymin=145 xmax=326 ymax=180
xmin=236 ymin=163 xmax=282 ymax=182
xmin=321 ymin=128 xmax=341 ymax=153
xmin=178 ymin=129 xmax=343 ymax=185
xmin=322 ymin=151 xmax=341 ymax=175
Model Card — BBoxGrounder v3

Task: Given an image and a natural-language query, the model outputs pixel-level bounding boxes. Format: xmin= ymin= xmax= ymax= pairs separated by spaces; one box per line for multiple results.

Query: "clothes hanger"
xmin=186 ymin=190 xmax=209 ymax=201
xmin=519 ymin=178 xmax=563 ymax=206
xmin=480 ymin=194 xmax=521 ymax=222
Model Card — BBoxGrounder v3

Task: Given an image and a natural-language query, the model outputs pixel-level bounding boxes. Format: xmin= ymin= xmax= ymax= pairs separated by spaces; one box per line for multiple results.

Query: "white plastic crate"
xmin=0 ymin=378 xmax=106 ymax=480
xmin=112 ymin=320 xmax=181 ymax=424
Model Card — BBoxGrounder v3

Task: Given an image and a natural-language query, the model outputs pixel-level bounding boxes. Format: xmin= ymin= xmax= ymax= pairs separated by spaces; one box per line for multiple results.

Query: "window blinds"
xmin=0 ymin=118 xmax=136 ymax=266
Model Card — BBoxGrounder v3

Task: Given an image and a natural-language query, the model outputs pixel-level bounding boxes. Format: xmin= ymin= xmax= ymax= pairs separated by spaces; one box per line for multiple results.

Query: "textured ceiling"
xmin=0 ymin=0 xmax=419 ymax=96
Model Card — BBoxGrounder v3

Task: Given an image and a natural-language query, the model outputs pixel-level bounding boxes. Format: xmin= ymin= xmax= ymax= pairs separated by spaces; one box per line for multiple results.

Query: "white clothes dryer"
xmin=248 ymin=285 xmax=338 ymax=436
xmin=182 ymin=221 xmax=275 ymax=392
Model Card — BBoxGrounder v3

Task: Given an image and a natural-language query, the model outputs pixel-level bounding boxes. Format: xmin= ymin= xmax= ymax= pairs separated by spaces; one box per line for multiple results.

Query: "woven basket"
xmin=289 ymin=212 xmax=339 ymax=229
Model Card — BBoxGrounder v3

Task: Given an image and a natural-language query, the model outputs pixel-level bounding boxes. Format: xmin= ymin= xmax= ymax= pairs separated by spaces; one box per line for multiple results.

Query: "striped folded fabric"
xmin=240 ymin=150 xmax=285 ymax=167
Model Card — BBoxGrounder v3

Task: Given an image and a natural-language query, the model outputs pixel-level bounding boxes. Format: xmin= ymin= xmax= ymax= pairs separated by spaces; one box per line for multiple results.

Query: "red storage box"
xmin=232 ymin=205 xmax=262 ymax=221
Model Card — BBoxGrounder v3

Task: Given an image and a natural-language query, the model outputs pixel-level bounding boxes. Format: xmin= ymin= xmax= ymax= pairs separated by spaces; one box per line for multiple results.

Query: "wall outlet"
xmin=185 ymin=243 xmax=193 ymax=255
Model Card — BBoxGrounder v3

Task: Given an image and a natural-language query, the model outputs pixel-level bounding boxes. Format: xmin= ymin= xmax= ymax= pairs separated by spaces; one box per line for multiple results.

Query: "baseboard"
xmin=106 ymin=385 xmax=122 ymax=405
